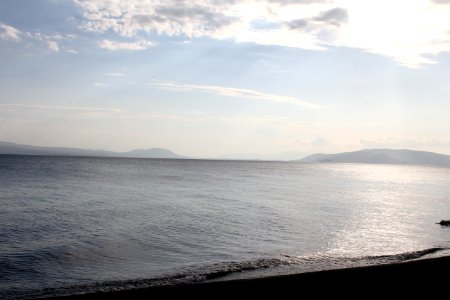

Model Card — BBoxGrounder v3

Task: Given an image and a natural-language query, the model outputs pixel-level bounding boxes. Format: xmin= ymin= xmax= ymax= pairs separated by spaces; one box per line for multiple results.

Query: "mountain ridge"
xmin=2 ymin=141 xmax=450 ymax=166
xmin=297 ymin=149 xmax=450 ymax=167
xmin=0 ymin=141 xmax=185 ymax=159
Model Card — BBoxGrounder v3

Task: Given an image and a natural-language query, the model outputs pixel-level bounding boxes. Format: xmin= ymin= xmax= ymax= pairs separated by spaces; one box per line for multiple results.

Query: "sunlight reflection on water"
xmin=1 ymin=157 xmax=450 ymax=297
xmin=322 ymin=164 xmax=450 ymax=256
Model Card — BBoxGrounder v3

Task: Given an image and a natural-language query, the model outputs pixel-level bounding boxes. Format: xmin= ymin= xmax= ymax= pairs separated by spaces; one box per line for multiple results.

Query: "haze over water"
xmin=1 ymin=155 xmax=450 ymax=298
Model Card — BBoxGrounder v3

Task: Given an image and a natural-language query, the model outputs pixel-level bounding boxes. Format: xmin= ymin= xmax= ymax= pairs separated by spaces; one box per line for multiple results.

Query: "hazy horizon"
xmin=1 ymin=1 xmax=450 ymax=157
xmin=3 ymin=139 xmax=450 ymax=163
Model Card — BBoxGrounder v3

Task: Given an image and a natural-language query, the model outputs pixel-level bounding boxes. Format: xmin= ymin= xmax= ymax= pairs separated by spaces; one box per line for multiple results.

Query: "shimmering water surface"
xmin=1 ymin=155 xmax=450 ymax=298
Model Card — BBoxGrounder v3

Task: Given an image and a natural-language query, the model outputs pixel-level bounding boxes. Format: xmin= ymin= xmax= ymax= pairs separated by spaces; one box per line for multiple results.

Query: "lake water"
xmin=1 ymin=155 xmax=450 ymax=298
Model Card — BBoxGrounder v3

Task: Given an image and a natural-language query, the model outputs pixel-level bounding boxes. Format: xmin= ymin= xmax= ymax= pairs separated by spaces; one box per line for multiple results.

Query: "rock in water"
xmin=438 ymin=220 xmax=450 ymax=226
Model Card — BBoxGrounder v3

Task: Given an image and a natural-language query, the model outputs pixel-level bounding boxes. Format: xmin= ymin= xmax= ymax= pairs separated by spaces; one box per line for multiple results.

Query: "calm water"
xmin=1 ymin=155 xmax=450 ymax=298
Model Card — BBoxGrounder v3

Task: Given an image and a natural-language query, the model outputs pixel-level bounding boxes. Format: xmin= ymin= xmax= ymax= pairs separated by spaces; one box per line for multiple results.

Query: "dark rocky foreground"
xmin=48 ymin=256 xmax=450 ymax=298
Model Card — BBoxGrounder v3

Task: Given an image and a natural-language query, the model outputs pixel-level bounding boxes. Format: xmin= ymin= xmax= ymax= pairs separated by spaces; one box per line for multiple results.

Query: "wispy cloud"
xmin=0 ymin=22 xmax=78 ymax=53
xmin=93 ymin=82 xmax=110 ymax=87
xmin=288 ymin=7 xmax=348 ymax=30
xmin=46 ymin=40 xmax=59 ymax=52
xmin=105 ymin=72 xmax=126 ymax=77
xmin=0 ymin=103 xmax=121 ymax=114
xmin=29 ymin=32 xmax=78 ymax=53
xmin=99 ymin=39 xmax=156 ymax=51
xmin=152 ymin=80 xmax=319 ymax=109
xmin=432 ymin=0 xmax=450 ymax=4
xmin=115 ymin=111 xmax=318 ymax=127
xmin=28 ymin=32 xmax=61 ymax=52
xmin=360 ymin=138 xmax=450 ymax=149
xmin=0 ymin=23 xmax=21 ymax=42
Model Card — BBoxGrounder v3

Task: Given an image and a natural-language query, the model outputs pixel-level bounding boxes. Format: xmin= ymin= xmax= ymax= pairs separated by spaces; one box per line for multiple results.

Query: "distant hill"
xmin=297 ymin=149 xmax=450 ymax=167
xmin=0 ymin=141 xmax=185 ymax=159
xmin=217 ymin=151 xmax=306 ymax=161
xmin=122 ymin=148 xmax=184 ymax=159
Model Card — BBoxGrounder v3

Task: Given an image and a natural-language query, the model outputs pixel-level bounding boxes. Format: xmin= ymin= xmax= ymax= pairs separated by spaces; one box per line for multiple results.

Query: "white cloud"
xmin=0 ymin=23 xmax=22 ymax=42
xmin=105 ymin=72 xmax=126 ymax=76
xmin=0 ymin=103 xmax=121 ymax=113
xmin=432 ymin=0 xmax=450 ymax=4
xmin=93 ymin=82 xmax=110 ymax=87
xmin=0 ymin=23 xmax=78 ymax=54
xmin=0 ymin=103 xmax=122 ymax=122
xmin=288 ymin=7 xmax=348 ymax=30
xmin=360 ymin=138 xmax=450 ymax=149
xmin=152 ymin=80 xmax=319 ymax=109
xmin=335 ymin=0 xmax=450 ymax=68
xmin=74 ymin=0 xmax=450 ymax=68
xmin=31 ymin=32 xmax=61 ymax=52
xmin=46 ymin=40 xmax=60 ymax=52
xmin=33 ymin=32 xmax=79 ymax=53
xmin=74 ymin=0 xmax=237 ymax=38
xmin=99 ymin=39 xmax=156 ymax=51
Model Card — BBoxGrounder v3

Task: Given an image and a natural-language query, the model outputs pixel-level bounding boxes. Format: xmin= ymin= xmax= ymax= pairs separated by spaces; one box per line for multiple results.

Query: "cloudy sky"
xmin=1 ymin=0 xmax=450 ymax=158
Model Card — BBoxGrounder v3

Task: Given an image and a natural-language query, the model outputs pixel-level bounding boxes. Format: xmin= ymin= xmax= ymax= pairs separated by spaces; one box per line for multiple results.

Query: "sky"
xmin=1 ymin=0 xmax=450 ymax=158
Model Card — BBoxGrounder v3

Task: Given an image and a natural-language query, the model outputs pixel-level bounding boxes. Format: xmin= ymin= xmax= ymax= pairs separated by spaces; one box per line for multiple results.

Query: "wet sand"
xmin=52 ymin=255 xmax=450 ymax=298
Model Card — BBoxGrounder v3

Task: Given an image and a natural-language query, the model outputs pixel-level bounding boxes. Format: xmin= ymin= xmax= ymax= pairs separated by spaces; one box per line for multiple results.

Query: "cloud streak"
xmin=0 ymin=23 xmax=21 ymax=41
xmin=0 ymin=103 xmax=121 ymax=117
xmin=0 ymin=22 xmax=78 ymax=53
xmin=93 ymin=82 xmax=110 ymax=87
xmin=152 ymin=80 xmax=319 ymax=109
xmin=105 ymin=72 xmax=126 ymax=76
xmin=99 ymin=39 xmax=156 ymax=51
xmin=432 ymin=0 xmax=450 ymax=4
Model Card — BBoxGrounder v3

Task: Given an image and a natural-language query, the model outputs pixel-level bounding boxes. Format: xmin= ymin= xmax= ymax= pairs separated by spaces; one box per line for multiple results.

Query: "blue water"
xmin=1 ymin=155 xmax=450 ymax=298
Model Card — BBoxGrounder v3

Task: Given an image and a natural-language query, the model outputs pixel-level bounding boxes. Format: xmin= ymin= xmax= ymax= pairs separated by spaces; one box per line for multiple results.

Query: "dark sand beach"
xmin=51 ymin=256 xmax=450 ymax=298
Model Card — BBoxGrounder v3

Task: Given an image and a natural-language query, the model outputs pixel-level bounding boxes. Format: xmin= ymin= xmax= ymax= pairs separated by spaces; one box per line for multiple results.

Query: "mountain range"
xmin=1 ymin=141 xmax=450 ymax=167
xmin=0 ymin=141 xmax=185 ymax=159
xmin=298 ymin=149 xmax=450 ymax=167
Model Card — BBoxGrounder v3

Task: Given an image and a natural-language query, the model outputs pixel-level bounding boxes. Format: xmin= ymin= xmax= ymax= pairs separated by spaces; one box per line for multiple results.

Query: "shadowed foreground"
xmin=52 ymin=256 xmax=450 ymax=298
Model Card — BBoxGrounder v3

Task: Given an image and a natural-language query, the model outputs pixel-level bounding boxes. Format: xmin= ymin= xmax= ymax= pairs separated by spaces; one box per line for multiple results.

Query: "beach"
xmin=52 ymin=255 xmax=450 ymax=298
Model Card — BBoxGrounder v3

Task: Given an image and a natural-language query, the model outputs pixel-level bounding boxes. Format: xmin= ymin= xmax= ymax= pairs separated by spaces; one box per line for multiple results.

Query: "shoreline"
xmin=49 ymin=255 xmax=450 ymax=298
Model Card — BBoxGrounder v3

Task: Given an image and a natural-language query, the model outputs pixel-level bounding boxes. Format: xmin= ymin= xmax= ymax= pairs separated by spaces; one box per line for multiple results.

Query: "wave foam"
xmin=10 ymin=247 xmax=448 ymax=299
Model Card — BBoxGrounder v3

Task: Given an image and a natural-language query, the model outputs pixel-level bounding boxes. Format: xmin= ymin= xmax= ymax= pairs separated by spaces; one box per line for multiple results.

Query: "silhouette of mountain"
xmin=0 ymin=141 xmax=185 ymax=159
xmin=217 ymin=151 xmax=306 ymax=161
xmin=298 ymin=149 xmax=450 ymax=167
xmin=122 ymin=148 xmax=184 ymax=159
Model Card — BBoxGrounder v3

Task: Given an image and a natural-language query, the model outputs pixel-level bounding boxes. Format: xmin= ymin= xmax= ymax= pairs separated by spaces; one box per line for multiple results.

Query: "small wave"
xmin=288 ymin=247 xmax=447 ymax=264
xmin=11 ymin=258 xmax=292 ymax=299
xmin=9 ymin=247 xmax=448 ymax=299
xmin=280 ymin=247 xmax=449 ymax=274
xmin=368 ymin=247 xmax=446 ymax=262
